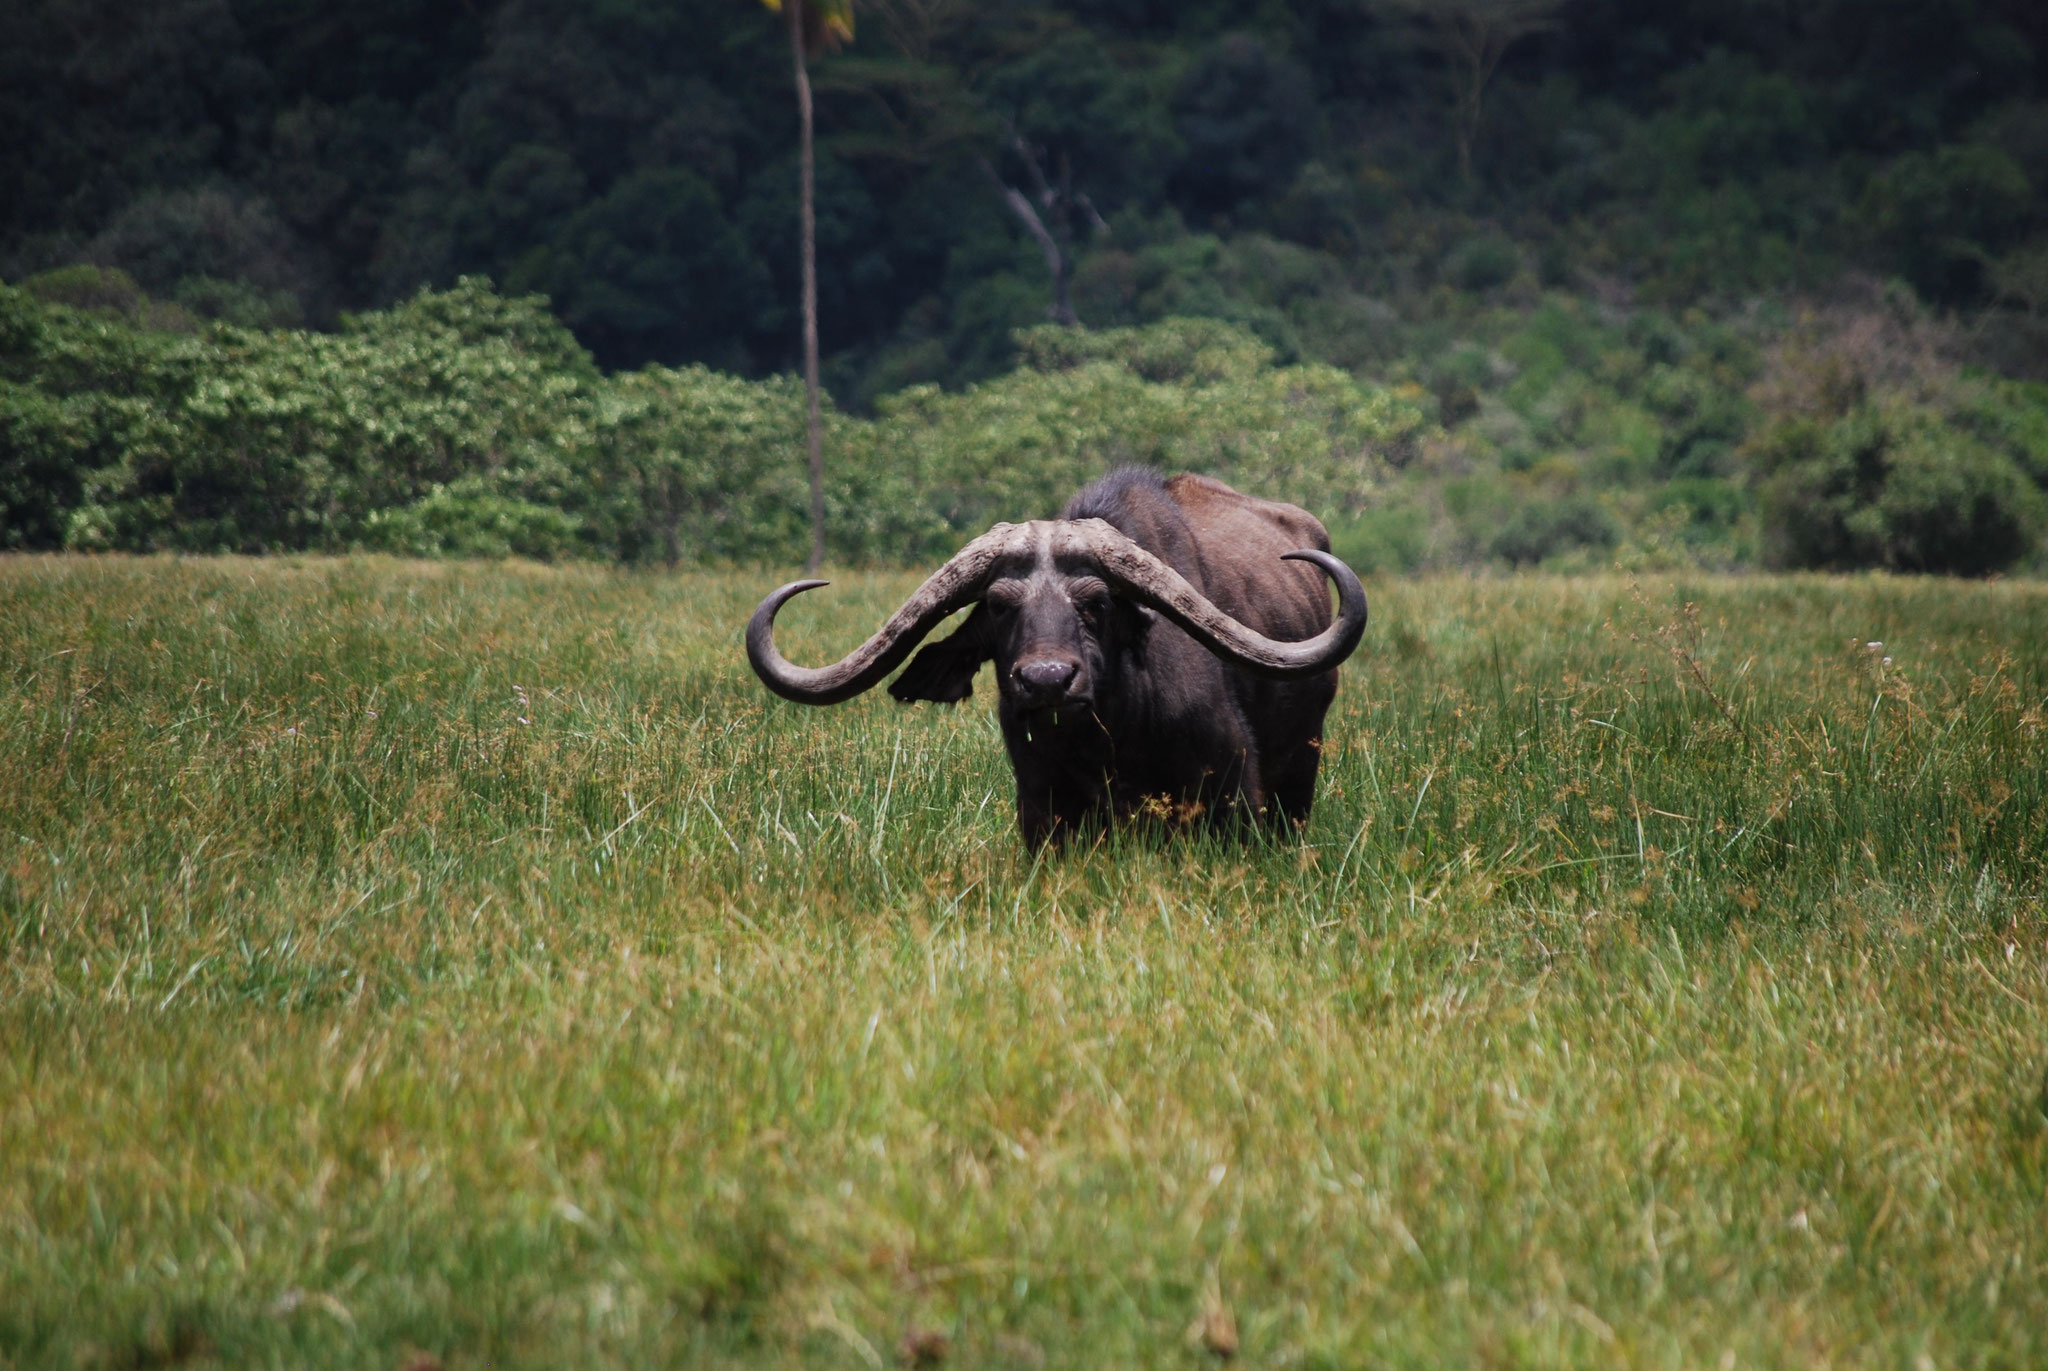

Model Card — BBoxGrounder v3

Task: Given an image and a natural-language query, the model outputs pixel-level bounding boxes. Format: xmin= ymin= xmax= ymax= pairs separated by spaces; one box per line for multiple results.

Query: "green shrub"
xmin=1013 ymin=315 xmax=1274 ymax=385
xmin=1753 ymin=403 xmax=2044 ymax=574
xmin=879 ymin=317 xmax=1428 ymax=544
xmin=170 ymin=275 xmax=303 ymax=329
xmin=0 ymin=285 xmax=198 ymax=550
xmin=1444 ymin=234 xmax=1521 ymax=292
xmin=359 ymin=481 xmax=585 ymax=560
xmin=1646 ymin=475 xmax=1748 ymax=534
xmin=63 ymin=278 xmax=607 ymax=554
xmin=17 ymin=265 xmax=156 ymax=321
xmin=1956 ymin=376 xmax=2048 ymax=488
xmin=592 ymin=365 xmax=808 ymax=564
xmin=1639 ymin=362 xmax=1750 ymax=477
xmin=1328 ymin=498 xmax=1429 ymax=575
xmin=4 ymin=272 xmax=2040 ymax=578
xmin=589 ymin=363 xmax=940 ymax=566
xmin=6 ymin=283 xmax=1436 ymax=566
xmin=0 ymin=381 xmax=81 ymax=549
xmin=1489 ymin=494 xmax=1620 ymax=566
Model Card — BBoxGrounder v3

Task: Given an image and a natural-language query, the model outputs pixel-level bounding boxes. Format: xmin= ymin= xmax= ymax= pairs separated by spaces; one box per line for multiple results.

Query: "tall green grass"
xmin=2 ymin=556 xmax=2044 ymax=1369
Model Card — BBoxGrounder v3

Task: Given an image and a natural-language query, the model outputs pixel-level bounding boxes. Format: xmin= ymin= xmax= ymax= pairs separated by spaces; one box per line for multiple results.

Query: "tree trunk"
xmin=1442 ymin=13 xmax=1484 ymax=185
xmin=789 ymin=0 xmax=827 ymax=573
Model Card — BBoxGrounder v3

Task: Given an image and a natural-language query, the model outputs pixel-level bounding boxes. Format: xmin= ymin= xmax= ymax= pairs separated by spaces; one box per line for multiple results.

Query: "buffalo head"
xmin=746 ymin=518 xmax=1366 ymax=714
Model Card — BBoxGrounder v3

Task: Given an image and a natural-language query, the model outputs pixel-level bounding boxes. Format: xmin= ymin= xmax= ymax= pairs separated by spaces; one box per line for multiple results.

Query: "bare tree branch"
xmin=979 ymin=155 xmax=1077 ymax=325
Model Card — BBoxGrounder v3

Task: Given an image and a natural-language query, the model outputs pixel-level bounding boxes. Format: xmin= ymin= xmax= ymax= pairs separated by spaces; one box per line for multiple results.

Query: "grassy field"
xmin=1 ymin=555 xmax=2045 ymax=1370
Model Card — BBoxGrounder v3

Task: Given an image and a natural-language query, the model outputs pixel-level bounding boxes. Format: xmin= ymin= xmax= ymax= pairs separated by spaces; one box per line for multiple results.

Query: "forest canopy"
xmin=6 ymin=0 xmax=2045 ymax=381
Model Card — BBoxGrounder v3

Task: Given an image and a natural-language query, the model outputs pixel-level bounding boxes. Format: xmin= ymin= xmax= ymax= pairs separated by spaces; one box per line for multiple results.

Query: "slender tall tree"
xmin=760 ymin=0 xmax=853 ymax=572
xmin=1371 ymin=0 xmax=1563 ymax=185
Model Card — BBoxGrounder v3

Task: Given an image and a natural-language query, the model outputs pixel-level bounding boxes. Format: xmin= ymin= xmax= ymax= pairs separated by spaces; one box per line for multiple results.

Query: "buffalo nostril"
xmin=1014 ymin=659 xmax=1077 ymax=697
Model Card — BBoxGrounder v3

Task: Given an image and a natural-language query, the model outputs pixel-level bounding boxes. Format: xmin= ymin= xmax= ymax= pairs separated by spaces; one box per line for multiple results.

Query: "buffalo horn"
xmin=746 ymin=523 xmax=1028 ymax=704
xmin=1060 ymin=519 xmax=1367 ymax=679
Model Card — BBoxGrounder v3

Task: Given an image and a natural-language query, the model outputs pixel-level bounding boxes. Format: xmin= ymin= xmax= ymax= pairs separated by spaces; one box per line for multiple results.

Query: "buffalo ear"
xmin=889 ymin=603 xmax=994 ymax=704
xmin=1115 ymin=599 xmax=1159 ymax=663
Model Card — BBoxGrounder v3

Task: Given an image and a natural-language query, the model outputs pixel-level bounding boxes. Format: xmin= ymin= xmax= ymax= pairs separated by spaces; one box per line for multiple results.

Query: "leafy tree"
xmin=1369 ymin=0 xmax=1566 ymax=184
xmin=1864 ymin=143 xmax=2033 ymax=305
xmin=1752 ymin=403 xmax=2043 ymax=574
xmin=519 ymin=167 xmax=769 ymax=371
xmin=1171 ymin=34 xmax=1317 ymax=216
xmin=736 ymin=151 xmax=895 ymax=352
xmin=1489 ymin=493 xmax=1618 ymax=564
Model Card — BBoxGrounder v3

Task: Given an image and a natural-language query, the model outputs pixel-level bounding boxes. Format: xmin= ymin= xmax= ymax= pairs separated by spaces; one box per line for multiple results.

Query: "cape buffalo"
xmin=746 ymin=469 xmax=1367 ymax=849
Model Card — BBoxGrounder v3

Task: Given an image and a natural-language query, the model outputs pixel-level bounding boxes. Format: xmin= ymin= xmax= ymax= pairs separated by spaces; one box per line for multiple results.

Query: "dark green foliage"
xmin=169 ymin=274 xmax=304 ymax=328
xmin=589 ymin=363 xmax=814 ymax=566
xmin=344 ymin=272 xmax=602 ymax=380
xmin=1739 ymin=290 xmax=2048 ymax=575
xmin=0 ymin=282 xmax=196 ymax=549
xmin=17 ymin=265 xmax=157 ymax=320
xmin=1171 ymin=33 xmax=1316 ymax=216
xmin=1489 ymin=494 xmax=1621 ymax=566
xmin=89 ymin=188 xmax=316 ymax=308
xmin=0 ymin=380 xmax=79 ymax=550
xmin=1443 ymin=234 xmax=1522 ymax=293
xmin=1865 ymin=143 xmax=2035 ymax=305
xmin=2 ymin=0 xmax=2043 ymax=396
xmin=1753 ymin=406 xmax=2044 ymax=575
xmin=358 ymin=481 xmax=586 ymax=561
xmin=985 ymin=28 xmax=1181 ymax=214
xmin=1640 ymin=362 xmax=1750 ymax=478
xmin=1646 ymin=476 xmax=1746 ymax=537
xmin=6 ymin=278 xmax=609 ymax=556
xmin=1327 ymin=499 xmax=1430 ymax=574
xmin=520 ymin=167 xmax=772 ymax=372
xmin=734 ymin=152 xmax=895 ymax=360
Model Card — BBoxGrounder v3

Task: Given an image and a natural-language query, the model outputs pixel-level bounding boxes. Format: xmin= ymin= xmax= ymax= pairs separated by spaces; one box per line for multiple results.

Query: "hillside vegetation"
xmin=6 ymin=0 xmax=2047 ymax=387
xmin=2 ymin=558 xmax=2044 ymax=1367
xmin=7 ymin=276 xmax=2048 ymax=574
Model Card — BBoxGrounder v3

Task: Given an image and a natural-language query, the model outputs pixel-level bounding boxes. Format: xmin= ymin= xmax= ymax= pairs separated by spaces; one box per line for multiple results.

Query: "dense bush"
xmin=873 ymin=318 xmax=1426 ymax=550
xmin=62 ymin=279 xmax=607 ymax=555
xmin=1752 ymin=405 xmax=2043 ymax=574
xmin=0 ymin=281 xmax=1429 ymax=565
xmin=1743 ymin=292 xmax=2048 ymax=574
xmin=1 ymin=283 xmax=197 ymax=550
xmin=1489 ymin=494 xmax=1621 ymax=566
xmin=4 ymin=277 xmax=2044 ymax=574
xmin=1443 ymin=235 xmax=1522 ymax=293
xmin=358 ymin=482 xmax=586 ymax=561
xmin=1864 ymin=144 xmax=2035 ymax=306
